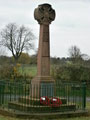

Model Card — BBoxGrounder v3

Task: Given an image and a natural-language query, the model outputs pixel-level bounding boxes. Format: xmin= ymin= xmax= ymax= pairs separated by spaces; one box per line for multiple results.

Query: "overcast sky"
xmin=0 ymin=0 xmax=90 ymax=57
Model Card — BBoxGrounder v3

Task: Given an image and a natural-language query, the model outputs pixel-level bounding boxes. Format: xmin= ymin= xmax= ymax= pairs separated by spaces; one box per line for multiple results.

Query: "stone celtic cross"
xmin=34 ymin=4 xmax=55 ymax=25
xmin=31 ymin=4 xmax=56 ymax=98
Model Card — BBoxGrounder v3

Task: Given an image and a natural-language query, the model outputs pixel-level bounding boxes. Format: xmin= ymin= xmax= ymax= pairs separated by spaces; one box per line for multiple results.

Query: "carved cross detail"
xmin=34 ymin=4 xmax=55 ymax=25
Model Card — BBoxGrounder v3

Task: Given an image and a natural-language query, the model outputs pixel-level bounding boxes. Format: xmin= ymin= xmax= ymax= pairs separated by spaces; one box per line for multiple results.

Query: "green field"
xmin=19 ymin=65 xmax=37 ymax=77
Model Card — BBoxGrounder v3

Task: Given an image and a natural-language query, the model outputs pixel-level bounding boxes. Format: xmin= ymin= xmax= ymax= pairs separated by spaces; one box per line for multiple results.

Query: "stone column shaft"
xmin=37 ymin=24 xmax=50 ymax=76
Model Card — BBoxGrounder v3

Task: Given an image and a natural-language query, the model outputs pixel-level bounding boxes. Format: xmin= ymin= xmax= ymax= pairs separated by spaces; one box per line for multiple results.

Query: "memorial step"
xmin=18 ymin=97 xmax=67 ymax=105
xmin=8 ymin=101 xmax=76 ymax=113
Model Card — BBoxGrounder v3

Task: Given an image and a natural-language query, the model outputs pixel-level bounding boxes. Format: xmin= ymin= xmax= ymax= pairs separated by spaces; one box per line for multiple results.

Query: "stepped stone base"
xmin=32 ymin=76 xmax=55 ymax=83
xmin=31 ymin=76 xmax=55 ymax=98
xmin=5 ymin=96 xmax=88 ymax=118
xmin=8 ymin=101 xmax=76 ymax=113
xmin=0 ymin=108 xmax=88 ymax=119
xmin=18 ymin=97 xmax=67 ymax=105
xmin=8 ymin=96 xmax=76 ymax=113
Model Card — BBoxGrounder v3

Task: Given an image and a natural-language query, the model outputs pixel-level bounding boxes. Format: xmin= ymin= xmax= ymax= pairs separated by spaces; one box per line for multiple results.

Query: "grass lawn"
xmin=0 ymin=116 xmax=19 ymax=120
xmin=0 ymin=115 xmax=90 ymax=120
xmin=0 ymin=102 xmax=90 ymax=120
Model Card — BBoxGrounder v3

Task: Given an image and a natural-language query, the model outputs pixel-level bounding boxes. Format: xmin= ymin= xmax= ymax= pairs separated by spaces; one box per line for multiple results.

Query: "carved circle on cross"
xmin=34 ymin=4 xmax=56 ymax=25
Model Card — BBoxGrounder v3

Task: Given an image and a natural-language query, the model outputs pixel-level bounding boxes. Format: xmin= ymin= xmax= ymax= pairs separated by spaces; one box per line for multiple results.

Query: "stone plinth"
xmin=31 ymin=3 xmax=56 ymax=98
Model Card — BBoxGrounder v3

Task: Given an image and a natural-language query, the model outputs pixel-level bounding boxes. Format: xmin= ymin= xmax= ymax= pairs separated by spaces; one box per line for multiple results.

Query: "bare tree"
xmin=68 ymin=45 xmax=82 ymax=63
xmin=0 ymin=23 xmax=35 ymax=62
xmin=81 ymin=54 xmax=90 ymax=61
xmin=68 ymin=46 xmax=81 ymax=58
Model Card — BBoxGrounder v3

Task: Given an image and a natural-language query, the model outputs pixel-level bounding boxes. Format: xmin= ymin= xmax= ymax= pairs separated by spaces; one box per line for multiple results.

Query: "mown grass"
xmin=0 ymin=115 xmax=90 ymax=120
xmin=0 ymin=116 xmax=18 ymax=120
xmin=86 ymin=102 xmax=90 ymax=111
xmin=0 ymin=102 xmax=90 ymax=120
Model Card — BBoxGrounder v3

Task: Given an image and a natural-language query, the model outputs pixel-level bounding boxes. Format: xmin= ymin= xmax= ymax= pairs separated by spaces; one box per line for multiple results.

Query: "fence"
xmin=0 ymin=80 xmax=86 ymax=113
